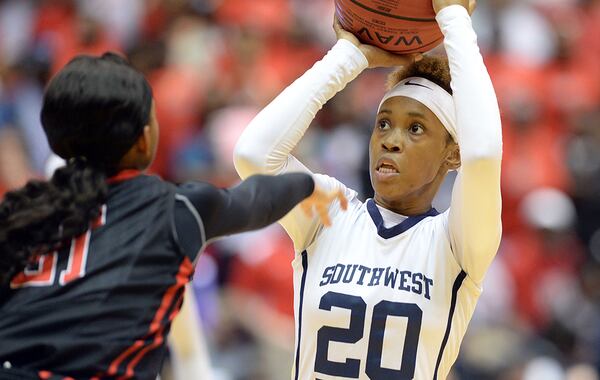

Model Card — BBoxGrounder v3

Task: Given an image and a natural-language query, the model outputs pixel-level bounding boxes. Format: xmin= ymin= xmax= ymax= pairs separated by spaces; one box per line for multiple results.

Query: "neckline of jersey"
xmin=366 ymin=199 xmax=439 ymax=239
xmin=107 ymin=169 xmax=143 ymax=184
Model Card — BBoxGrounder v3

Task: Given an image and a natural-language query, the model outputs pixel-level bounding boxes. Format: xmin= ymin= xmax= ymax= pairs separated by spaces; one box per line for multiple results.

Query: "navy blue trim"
xmin=433 ymin=270 xmax=467 ymax=380
xmin=366 ymin=199 xmax=439 ymax=239
xmin=294 ymin=251 xmax=309 ymax=380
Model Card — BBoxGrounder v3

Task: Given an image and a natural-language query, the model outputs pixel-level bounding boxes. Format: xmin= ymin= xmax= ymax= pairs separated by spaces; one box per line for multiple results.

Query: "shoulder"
xmin=108 ymin=175 xmax=175 ymax=207
xmin=175 ymin=181 xmax=221 ymax=206
xmin=421 ymin=209 xmax=451 ymax=238
xmin=315 ymin=196 xmax=369 ymax=241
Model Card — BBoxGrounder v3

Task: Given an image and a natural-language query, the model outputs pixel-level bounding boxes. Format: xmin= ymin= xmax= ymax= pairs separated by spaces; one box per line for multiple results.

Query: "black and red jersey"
xmin=0 ymin=171 xmax=314 ymax=379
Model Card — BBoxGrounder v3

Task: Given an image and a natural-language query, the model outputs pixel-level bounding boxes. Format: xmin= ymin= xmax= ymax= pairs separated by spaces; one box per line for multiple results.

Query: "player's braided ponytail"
xmin=0 ymin=158 xmax=107 ymax=287
xmin=0 ymin=52 xmax=152 ymax=288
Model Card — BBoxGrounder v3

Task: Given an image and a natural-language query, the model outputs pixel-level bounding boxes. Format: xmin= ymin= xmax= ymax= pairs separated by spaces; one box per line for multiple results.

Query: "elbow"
xmin=233 ymin=138 xmax=265 ymax=179
xmin=457 ymin=106 xmax=503 ymax=163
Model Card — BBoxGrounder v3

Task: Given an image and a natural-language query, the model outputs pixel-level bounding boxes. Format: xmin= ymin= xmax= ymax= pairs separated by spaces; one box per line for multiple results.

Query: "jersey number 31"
xmin=10 ymin=205 xmax=107 ymax=289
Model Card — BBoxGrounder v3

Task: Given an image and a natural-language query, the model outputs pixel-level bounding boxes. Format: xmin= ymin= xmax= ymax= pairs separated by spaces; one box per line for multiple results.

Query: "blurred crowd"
xmin=1 ymin=0 xmax=599 ymax=379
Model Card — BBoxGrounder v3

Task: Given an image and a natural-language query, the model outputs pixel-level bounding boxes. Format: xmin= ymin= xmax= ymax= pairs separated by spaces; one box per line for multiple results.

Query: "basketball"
xmin=334 ymin=0 xmax=443 ymax=54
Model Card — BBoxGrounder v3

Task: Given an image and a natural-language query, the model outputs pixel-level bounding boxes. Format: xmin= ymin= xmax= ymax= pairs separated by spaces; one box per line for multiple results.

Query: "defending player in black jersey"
xmin=0 ymin=53 xmax=346 ymax=380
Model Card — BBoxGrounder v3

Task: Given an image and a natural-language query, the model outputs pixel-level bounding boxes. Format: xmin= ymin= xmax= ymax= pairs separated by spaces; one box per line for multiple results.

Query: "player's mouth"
xmin=374 ymin=159 xmax=400 ymax=180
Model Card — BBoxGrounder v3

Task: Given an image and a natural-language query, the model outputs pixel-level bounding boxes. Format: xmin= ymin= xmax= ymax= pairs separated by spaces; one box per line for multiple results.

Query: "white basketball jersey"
xmin=291 ymin=196 xmax=481 ymax=380
xmin=232 ymin=8 xmax=503 ymax=379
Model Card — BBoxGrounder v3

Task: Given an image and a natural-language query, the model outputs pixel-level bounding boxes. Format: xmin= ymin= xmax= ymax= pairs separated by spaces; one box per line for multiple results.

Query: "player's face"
xmin=369 ymin=96 xmax=456 ymax=213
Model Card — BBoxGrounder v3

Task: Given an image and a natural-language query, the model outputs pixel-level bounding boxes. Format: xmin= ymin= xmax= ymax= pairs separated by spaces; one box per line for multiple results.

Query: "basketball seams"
xmin=336 ymin=0 xmax=443 ymax=53
xmin=349 ymin=0 xmax=437 ymax=22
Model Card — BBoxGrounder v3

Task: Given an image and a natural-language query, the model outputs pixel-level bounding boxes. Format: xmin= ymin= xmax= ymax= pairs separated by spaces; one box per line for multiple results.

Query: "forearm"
xmin=437 ymin=5 xmax=502 ymax=162
xmin=204 ymin=173 xmax=315 ymax=240
xmin=439 ymin=6 xmax=503 ymax=283
xmin=233 ymin=39 xmax=368 ymax=179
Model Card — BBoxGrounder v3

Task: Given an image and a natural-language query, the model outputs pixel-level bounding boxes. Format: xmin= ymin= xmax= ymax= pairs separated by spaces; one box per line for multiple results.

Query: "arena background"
xmin=0 ymin=0 xmax=599 ymax=379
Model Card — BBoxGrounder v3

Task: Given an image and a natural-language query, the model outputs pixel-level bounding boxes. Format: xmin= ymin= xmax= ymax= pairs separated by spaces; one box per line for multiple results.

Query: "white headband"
xmin=377 ymin=77 xmax=457 ymax=142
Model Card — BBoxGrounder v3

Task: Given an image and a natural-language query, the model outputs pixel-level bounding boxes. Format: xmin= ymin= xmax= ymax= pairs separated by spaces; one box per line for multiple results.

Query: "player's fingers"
xmin=333 ymin=14 xmax=341 ymax=31
xmin=391 ymin=52 xmax=423 ymax=65
xmin=468 ymin=0 xmax=477 ymax=15
xmin=378 ymin=50 xmax=422 ymax=68
xmin=337 ymin=190 xmax=348 ymax=211
xmin=317 ymin=205 xmax=332 ymax=227
xmin=333 ymin=16 xmax=359 ymax=45
xmin=333 ymin=15 xmax=350 ymax=36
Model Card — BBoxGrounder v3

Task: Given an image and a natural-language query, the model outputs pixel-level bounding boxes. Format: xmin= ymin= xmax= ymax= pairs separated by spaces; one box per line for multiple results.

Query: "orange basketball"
xmin=334 ymin=0 xmax=443 ymax=54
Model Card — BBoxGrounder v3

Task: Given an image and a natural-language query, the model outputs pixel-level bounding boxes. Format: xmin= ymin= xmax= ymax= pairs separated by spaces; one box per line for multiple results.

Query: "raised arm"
xmin=173 ymin=173 xmax=314 ymax=260
xmin=233 ymin=39 xmax=368 ymax=179
xmin=437 ymin=3 xmax=503 ymax=284
xmin=233 ymin=22 xmax=419 ymax=251
xmin=233 ymin=39 xmax=368 ymax=250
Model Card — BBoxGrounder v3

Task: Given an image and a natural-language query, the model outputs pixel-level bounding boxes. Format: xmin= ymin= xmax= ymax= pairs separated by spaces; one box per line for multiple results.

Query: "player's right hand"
xmin=333 ymin=16 xmax=422 ymax=69
xmin=300 ymin=184 xmax=348 ymax=227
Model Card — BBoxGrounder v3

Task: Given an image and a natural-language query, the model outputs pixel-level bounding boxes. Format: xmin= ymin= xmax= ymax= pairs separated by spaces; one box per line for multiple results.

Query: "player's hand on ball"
xmin=432 ymin=0 xmax=476 ymax=14
xmin=333 ymin=16 xmax=422 ymax=69
xmin=300 ymin=185 xmax=348 ymax=227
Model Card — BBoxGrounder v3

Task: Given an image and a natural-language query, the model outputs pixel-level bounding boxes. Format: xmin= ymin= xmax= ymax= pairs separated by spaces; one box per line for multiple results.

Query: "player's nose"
xmin=381 ymin=130 xmax=404 ymax=152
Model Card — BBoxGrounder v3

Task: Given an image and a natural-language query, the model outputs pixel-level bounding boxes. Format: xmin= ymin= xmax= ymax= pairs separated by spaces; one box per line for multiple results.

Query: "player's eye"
xmin=377 ymin=119 xmax=391 ymax=131
xmin=409 ymin=123 xmax=425 ymax=135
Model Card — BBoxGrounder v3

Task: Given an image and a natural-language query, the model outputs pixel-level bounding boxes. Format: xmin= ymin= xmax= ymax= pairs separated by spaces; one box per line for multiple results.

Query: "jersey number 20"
xmin=315 ymin=291 xmax=422 ymax=379
xmin=10 ymin=205 xmax=107 ymax=289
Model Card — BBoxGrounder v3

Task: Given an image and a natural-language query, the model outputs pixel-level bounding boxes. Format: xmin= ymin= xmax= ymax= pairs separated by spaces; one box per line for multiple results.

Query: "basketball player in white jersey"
xmin=234 ymin=0 xmax=502 ymax=378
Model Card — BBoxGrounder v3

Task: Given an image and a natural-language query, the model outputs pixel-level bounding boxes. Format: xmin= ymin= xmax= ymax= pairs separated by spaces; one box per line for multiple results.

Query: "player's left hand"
xmin=300 ymin=184 xmax=348 ymax=227
xmin=432 ymin=0 xmax=476 ymax=15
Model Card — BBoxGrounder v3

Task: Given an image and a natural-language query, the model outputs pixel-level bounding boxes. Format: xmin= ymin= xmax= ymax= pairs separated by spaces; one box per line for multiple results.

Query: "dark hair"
xmin=0 ymin=52 xmax=153 ymax=287
xmin=387 ymin=55 xmax=452 ymax=94
xmin=42 ymin=52 xmax=153 ymax=173
xmin=386 ymin=56 xmax=454 ymax=144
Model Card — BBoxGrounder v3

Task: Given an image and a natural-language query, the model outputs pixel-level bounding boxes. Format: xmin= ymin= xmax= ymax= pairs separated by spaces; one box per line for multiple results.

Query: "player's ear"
xmin=444 ymin=142 xmax=461 ymax=170
xmin=134 ymin=125 xmax=152 ymax=160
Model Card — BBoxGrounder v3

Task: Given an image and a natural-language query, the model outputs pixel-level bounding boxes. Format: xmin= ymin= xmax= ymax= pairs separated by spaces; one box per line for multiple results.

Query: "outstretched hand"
xmin=333 ymin=16 xmax=422 ymax=69
xmin=300 ymin=184 xmax=348 ymax=227
xmin=432 ymin=0 xmax=476 ymax=14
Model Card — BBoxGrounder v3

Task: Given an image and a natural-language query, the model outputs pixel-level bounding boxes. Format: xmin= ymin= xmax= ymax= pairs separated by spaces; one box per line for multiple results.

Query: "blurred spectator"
xmin=0 ymin=0 xmax=599 ymax=378
xmin=76 ymin=0 xmax=145 ymax=49
xmin=0 ymin=128 xmax=33 ymax=196
xmin=473 ymin=0 xmax=556 ymax=65
xmin=0 ymin=0 xmax=35 ymax=66
xmin=566 ymin=109 xmax=600 ymax=254
xmin=503 ymin=189 xmax=583 ymax=328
